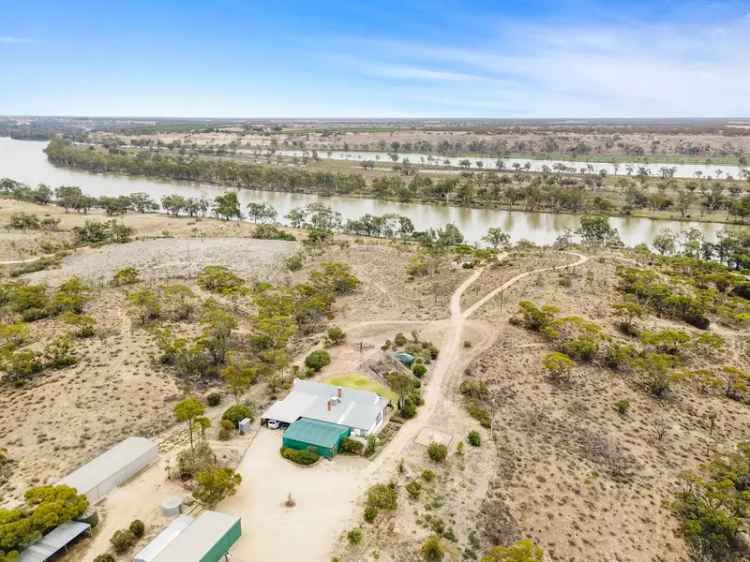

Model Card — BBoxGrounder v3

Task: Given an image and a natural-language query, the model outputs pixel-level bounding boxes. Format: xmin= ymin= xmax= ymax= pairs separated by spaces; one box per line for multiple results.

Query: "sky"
xmin=1 ymin=0 xmax=750 ymax=118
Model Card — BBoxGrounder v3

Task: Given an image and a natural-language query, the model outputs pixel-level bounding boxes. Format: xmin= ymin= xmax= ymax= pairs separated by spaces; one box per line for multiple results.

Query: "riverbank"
xmin=0 ymin=137 xmax=739 ymax=246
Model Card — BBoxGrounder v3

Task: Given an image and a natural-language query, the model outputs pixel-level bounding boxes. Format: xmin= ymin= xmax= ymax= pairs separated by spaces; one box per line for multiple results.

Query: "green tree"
xmin=174 ymin=397 xmax=209 ymax=454
xmin=221 ymin=362 xmax=257 ymax=403
xmin=482 ymin=227 xmax=511 ymax=250
xmin=385 ymin=371 xmax=416 ymax=409
xmin=213 ymin=192 xmax=242 ymax=221
xmin=652 ymin=229 xmax=677 ymax=256
xmin=192 ymin=466 xmax=242 ymax=508
xmin=575 ymin=215 xmax=622 ymax=247
xmin=246 ymin=202 xmax=277 ymax=223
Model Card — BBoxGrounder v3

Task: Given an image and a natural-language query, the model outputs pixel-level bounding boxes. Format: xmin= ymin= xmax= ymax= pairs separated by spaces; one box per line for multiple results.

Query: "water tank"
xmin=238 ymin=417 xmax=252 ymax=435
xmin=160 ymin=496 xmax=183 ymax=517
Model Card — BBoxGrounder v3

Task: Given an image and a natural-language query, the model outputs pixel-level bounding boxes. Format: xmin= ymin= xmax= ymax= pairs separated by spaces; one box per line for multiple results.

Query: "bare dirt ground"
xmin=0 ymin=198 xmax=286 ymax=261
xmin=24 ymin=237 xmax=296 ymax=286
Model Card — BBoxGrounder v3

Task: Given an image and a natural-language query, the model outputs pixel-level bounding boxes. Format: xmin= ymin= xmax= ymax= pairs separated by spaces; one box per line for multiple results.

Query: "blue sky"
xmin=2 ymin=0 xmax=749 ymax=118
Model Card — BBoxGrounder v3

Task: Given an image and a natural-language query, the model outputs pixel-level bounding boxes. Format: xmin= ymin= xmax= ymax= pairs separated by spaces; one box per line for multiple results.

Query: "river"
xmin=0 ymin=137 xmax=732 ymax=246
xmin=273 ymin=149 xmax=748 ymax=180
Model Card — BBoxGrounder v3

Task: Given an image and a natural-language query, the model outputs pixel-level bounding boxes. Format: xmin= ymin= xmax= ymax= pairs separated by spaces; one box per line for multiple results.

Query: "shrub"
xmin=459 ymin=379 xmax=488 ymax=400
xmin=43 ymin=335 xmax=78 ymax=369
xmin=366 ymin=483 xmax=398 ymax=511
xmin=325 ymin=326 xmax=346 ymax=346
xmin=94 ymin=555 xmax=115 ymax=562
xmin=304 ymin=350 xmax=331 ymax=372
xmin=365 ymin=435 xmax=377 ymax=457
xmin=341 ymin=438 xmax=364 ymax=455
xmin=422 ymin=469 xmax=435 ymax=482
xmin=207 ymin=392 xmax=222 ymax=407
xmin=112 ymin=266 xmax=140 ymax=287
xmin=394 ymin=332 xmax=408 ymax=347
xmin=412 ymin=363 xmax=427 ymax=378
xmin=363 ymin=505 xmax=378 ymax=523
xmin=467 ymin=431 xmax=481 ymax=447
xmin=542 ymin=352 xmax=575 ymax=382
xmin=129 ymin=519 xmax=145 ymax=538
xmin=615 ymin=399 xmax=631 ymax=415
xmin=252 ymin=224 xmax=296 ymax=241
xmin=466 ymin=401 xmax=491 ymax=428
xmin=347 ymin=528 xmax=363 ymax=545
xmin=285 ymin=253 xmax=304 ymax=271
xmin=427 ymin=442 xmax=448 ymax=463
xmin=421 ymin=535 xmax=445 ymax=562
xmin=110 ymin=529 xmax=137 ymax=554
xmin=197 ymin=266 xmax=246 ymax=295
xmin=222 ymin=404 xmax=253 ymax=428
xmin=406 ymin=480 xmax=422 ymax=498
xmin=281 ymin=446 xmax=320 ymax=465
xmin=399 ymin=398 xmax=417 ymax=419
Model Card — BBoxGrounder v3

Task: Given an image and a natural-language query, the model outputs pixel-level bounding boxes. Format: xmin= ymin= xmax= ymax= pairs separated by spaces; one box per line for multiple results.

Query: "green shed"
xmin=152 ymin=511 xmax=241 ymax=562
xmin=392 ymin=352 xmax=416 ymax=367
xmin=283 ymin=418 xmax=351 ymax=458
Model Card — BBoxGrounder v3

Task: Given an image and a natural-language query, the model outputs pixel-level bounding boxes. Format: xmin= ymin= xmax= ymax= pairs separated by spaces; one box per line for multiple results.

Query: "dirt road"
xmin=249 ymin=250 xmax=589 ymax=561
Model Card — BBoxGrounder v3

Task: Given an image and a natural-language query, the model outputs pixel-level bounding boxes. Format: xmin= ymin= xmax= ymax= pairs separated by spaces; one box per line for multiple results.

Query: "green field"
xmin=324 ymin=373 xmax=398 ymax=404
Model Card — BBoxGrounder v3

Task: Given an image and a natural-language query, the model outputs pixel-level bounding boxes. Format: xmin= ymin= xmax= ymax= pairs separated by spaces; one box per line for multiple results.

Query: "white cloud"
xmin=339 ymin=15 xmax=750 ymax=117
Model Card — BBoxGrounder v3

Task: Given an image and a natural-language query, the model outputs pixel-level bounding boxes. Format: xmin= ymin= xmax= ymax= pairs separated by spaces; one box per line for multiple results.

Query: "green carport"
xmin=283 ymin=418 xmax=351 ymax=458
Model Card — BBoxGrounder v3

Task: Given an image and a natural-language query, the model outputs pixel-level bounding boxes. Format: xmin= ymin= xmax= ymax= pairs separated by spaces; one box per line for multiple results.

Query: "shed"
xmin=58 ymin=437 xmax=158 ymax=504
xmin=152 ymin=511 xmax=241 ymax=562
xmin=134 ymin=515 xmax=194 ymax=562
xmin=18 ymin=521 xmax=91 ymax=562
xmin=392 ymin=352 xmax=415 ymax=367
xmin=282 ymin=418 xmax=351 ymax=458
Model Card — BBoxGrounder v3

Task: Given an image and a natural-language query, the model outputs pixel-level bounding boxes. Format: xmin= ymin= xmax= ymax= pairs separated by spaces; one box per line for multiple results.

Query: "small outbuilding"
xmin=18 ymin=521 xmax=91 ymax=562
xmin=58 ymin=436 xmax=158 ymax=504
xmin=134 ymin=515 xmax=193 ymax=562
xmin=152 ymin=511 xmax=241 ymax=562
xmin=282 ymin=418 xmax=351 ymax=458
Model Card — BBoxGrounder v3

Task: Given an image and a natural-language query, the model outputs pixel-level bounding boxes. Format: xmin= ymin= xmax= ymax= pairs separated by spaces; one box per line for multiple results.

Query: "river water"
xmin=274 ymin=149 xmax=747 ymax=180
xmin=0 ymin=137 xmax=733 ymax=246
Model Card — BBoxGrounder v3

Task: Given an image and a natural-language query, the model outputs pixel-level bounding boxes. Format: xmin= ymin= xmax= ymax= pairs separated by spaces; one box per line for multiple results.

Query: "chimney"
xmin=337 ymin=387 xmax=343 ymax=399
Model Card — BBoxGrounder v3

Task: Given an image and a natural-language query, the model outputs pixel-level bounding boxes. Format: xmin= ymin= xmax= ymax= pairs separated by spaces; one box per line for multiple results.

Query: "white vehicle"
xmin=267 ymin=419 xmax=281 ymax=430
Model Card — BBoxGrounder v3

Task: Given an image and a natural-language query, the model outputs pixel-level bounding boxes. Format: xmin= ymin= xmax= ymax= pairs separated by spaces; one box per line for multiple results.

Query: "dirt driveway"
xmin=221 ymin=428 xmax=369 ymax=562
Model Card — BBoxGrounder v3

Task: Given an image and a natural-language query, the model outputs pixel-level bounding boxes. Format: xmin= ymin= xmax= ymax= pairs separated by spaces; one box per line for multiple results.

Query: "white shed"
xmin=58 ymin=436 xmax=158 ymax=503
xmin=134 ymin=515 xmax=194 ymax=562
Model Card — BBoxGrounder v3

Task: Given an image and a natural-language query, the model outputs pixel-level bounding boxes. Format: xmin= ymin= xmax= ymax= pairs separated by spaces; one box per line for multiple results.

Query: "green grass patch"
xmin=325 ymin=373 xmax=398 ymax=404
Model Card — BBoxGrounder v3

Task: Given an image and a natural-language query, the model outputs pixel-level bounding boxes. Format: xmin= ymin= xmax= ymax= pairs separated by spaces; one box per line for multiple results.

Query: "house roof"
xmin=18 ymin=521 xmax=91 ymax=562
xmin=284 ymin=418 xmax=350 ymax=449
xmin=58 ymin=436 xmax=157 ymax=496
xmin=261 ymin=378 xmax=388 ymax=430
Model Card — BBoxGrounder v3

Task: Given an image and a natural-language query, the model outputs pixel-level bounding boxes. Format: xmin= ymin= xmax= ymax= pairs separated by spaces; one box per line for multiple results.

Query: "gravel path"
xmin=26 ymin=237 xmax=298 ymax=285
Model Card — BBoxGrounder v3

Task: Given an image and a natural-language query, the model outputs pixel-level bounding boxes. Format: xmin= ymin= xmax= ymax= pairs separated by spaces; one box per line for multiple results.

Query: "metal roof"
xmin=58 ymin=437 xmax=157 ymax=495
xmin=18 ymin=521 xmax=91 ymax=562
xmin=261 ymin=378 xmax=388 ymax=431
xmin=134 ymin=515 xmax=193 ymax=562
xmin=152 ymin=511 xmax=240 ymax=562
xmin=260 ymin=391 xmax=318 ymax=425
xmin=284 ymin=418 xmax=350 ymax=449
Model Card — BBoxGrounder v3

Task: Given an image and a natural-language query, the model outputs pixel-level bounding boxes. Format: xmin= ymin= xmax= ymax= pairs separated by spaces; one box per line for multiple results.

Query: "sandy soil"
xmin=24 ymin=237 xmax=296 ymax=286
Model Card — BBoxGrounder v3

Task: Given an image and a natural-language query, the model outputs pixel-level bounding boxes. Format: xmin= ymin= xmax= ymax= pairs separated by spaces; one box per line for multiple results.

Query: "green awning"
xmin=283 ymin=418 xmax=350 ymax=449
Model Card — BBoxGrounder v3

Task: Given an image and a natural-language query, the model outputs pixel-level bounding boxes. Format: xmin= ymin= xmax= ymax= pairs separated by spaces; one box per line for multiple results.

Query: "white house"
xmin=261 ymin=378 xmax=388 ymax=437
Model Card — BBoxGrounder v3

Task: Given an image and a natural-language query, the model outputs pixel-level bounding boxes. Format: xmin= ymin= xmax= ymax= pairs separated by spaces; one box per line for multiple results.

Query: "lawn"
xmin=324 ymin=373 xmax=398 ymax=404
